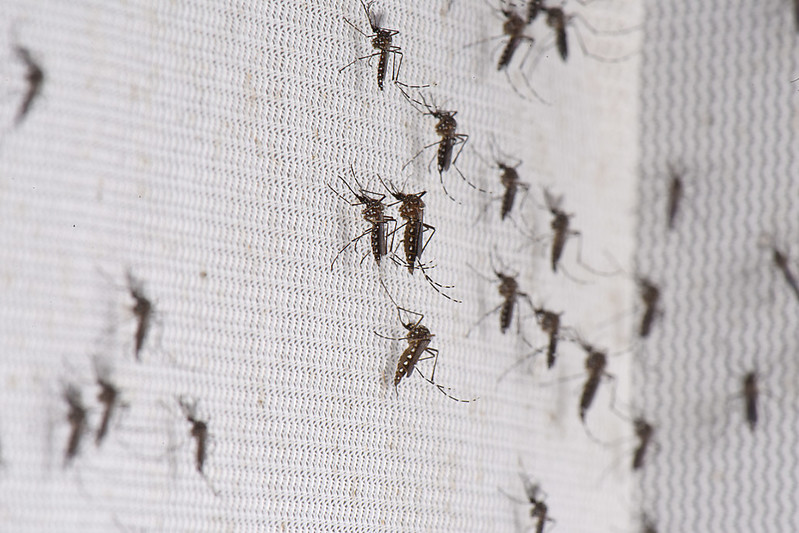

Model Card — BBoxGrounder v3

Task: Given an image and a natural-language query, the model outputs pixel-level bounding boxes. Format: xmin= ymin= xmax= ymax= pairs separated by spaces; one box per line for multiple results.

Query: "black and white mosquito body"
xmin=63 ymin=385 xmax=88 ymax=466
xmin=637 ymin=277 xmax=660 ymax=338
xmin=12 ymin=44 xmax=43 ymax=125
xmin=534 ymin=307 xmax=562 ymax=368
xmin=666 ymin=166 xmax=683 ymax=231
xmin=126 ymin=272 xmax=153 ymax=362
xmin=340 ymin=0 xmax=402 ymax=91
xmin=329 ymin=169 xmax=395 ymax=269
xmin=95 ymin=373 xmax=120 ymax=447
xmin=631 ymin=417 xmax=654 ymax=470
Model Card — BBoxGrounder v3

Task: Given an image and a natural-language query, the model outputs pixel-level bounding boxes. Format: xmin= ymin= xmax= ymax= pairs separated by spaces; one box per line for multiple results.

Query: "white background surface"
xmin=0 ymin=0 xmax=645 ymax=531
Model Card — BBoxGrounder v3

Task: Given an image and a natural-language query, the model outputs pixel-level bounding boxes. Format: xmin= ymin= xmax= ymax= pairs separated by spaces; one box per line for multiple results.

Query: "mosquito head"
xmin=397 ymin=191 xmax=426 ymax=220
xmin=544 ymin=6 xmax=566 ymax=30
xmin=585 ymin=347 xmax=607 ymax=372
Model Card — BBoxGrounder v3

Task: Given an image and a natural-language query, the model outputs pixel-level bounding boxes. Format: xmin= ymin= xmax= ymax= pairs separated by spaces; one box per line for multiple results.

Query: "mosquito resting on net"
xmin=380 ymin=177 xmax=460 ymax=303
xmin=177 ymin=396 xmax=219 ymax=495
xmin=464 ymin=1 xmax=548 ymax=104
xmin=12 ymin=43 xmax=44 ymax=126
xmin=665 ymin=164 xmax=684 ymax=231
xmin=466 ymin=259 xmax=534 ymax=335
xmin=637 ymin=277 xmax=661 ymax=339
xmin=501 ymin=473 xmax=554 ymax=533
xmin=94 ymin=365 xmax=122 ymax=447
xmin=328 ymin=167 xmax=396 ymax=269
xmin=340 ymin=0 xmax=403 ymax=90
xmin=125 ymin=271 xmax=154 ymax=362
xmin=542 ymin=188 xmax=576 ymax=274
xmin=534 ymin=306 xmax=563 ymax=369
xmin=396 ymin=84 xmax=486 ymax=201
xmin=575 ymin=338 xmax=615 ymax=424
xmin=63 ymin=384 xmax=88 ymax=466
xmin=769 ymin=242 xmax=799 ymax=302
xmin=377 ymin=280 xmax=475 ymax=402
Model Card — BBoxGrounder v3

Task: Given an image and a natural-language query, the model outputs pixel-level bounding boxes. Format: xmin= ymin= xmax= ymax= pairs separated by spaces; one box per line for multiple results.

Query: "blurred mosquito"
xmin=93 ymin=359 xmax=125 ymax=447
xmin=522 ymin=1 xmax=639 ymax=79
xmin=381 ymin=177 xmax=460 ymax=303
xmin=574 ymin=337 xmax=616 ymax=424
xmin=329 ymin=167 xmax=396 ymax=269
xmin=11 ymin=43 xmax=43 ymax=126
xmin=473 ymin=142 xmax=529 ymax=223
xmin=126 ymin=272 xmax=153 ymax=362
xmin=534 ymin=307 xmax=563 ymax=369
xmin=500 ymin=472 xmax=554 ymax=533
xmin=397 ymin=84 xmax=486 ymax=200
xmin=377 ymin=282 xmax=474 ymax=402
xmin=177 ymin=396 xmax=219 ymax=495
xmin=542 ymin=188 xmax=576 ymax=274
xmin=636 ymin=277 xmax=661 ymax=338
xmin=465 ymin=1 xmax=549 ymax=103
xmin=665 ymin=164 xmax=684 ymax=231
xmin=466 ymin=257 xmax=533 ymax=335
xmin=340 ymin=1 xmax=403 ymax=90
xmin=63 ymin=384 xmax=88 ymax=466
xmin=761 ymin=237 xmax=799 ymax=302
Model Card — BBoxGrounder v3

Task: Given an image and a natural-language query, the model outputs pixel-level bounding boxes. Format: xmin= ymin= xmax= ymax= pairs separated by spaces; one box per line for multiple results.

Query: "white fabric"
xmin=0 ymin=0 xmax=643 ymax=531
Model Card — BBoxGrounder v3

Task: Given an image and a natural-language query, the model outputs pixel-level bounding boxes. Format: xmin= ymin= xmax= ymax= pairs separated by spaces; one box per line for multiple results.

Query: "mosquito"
xmin=12 ymin=44 xmax=44 ymax=125
xmin=95 ymin=369 xmax=120 ymax=447
xmin=467 ymin=261 xmax=533 ymax=335
xmin=542 ymin=188 xmax=577 ymax=273
xmin=177 ymin=396 xmax=219 ymax=495
xmin=398 ymin=85 xmax=484 ymax=200
xmin=637 ymin=277 xmax=660 ymax=339
xmin=577 ymin=340 xmax=613 ymax=423
xmin=377 ymin=284 xmax=474 ymax=402
xmin=126 ymin=272 xmax=153 ymax=362
xmin=328 ymin=168 xmax=396 ymax=269
xmin=496 ymin=5 xmax=535 ymax=71
xmin=381 ymin=178 xmax=460 ymax=303
xmin=741 ymin=371 xmax=758 ymax=432
xmin=539 ymin=3 xmax=637 ymax=63
xmin=769 ymin=243 xmax=799 ymax=302
xmin=534 ymin=307 xmax=562 ymax=368
xmin=497 ymin=158 xmax=529 ymax=221
xmin=501 ymin=474 xmax=554 ymax=533
xmin=631 ymin=416 xmax=654 ymax=471
xmin=63 ymin=385 xmax=88 ymax=466
xmin=340 ymin=0 xmax=403 ymax=90
xmin=666 ymin=165 xmax=683 ymax=231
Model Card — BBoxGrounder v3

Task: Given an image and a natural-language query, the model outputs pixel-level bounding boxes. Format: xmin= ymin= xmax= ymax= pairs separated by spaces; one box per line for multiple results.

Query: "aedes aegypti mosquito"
xmin=340 ymin=1 xmax=403 ymax=91
xmin=377 ymin=282 xmax=474 ymax=402
xmin=380 ymin=177 xmax=460 ymax=303
xmin=397 ymin=84 xmax=486 ymax=200
xmin=328 ymin=167 xmax=396 ymax=269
